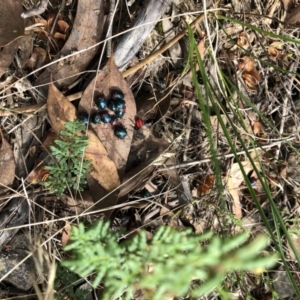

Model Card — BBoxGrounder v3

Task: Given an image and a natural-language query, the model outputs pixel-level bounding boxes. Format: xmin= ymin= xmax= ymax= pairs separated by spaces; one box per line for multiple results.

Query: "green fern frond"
xmin=42 ymin=119 xmax=90 ymax=197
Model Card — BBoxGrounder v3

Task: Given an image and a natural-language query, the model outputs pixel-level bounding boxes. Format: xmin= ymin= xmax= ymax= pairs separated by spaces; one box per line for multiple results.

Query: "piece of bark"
xmin=114 ymin=0 xmax=170 ymax=71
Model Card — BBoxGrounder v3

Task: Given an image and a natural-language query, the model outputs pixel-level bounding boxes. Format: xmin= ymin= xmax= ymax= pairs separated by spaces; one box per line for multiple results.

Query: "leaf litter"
xmin=0 ymin=0 xmax=300 ymax=298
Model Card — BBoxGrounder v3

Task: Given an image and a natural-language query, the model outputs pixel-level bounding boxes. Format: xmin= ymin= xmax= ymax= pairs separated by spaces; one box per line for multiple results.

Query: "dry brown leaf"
xmin=237 ymin=32 xmax=249 ymax=49
xmin=34 ymin=0 xmax=104 ymax=91
xmin=85 ymin=131 xmax=120 ymax=192
xmin=61 ymin=222 xmax=72 ymax=247
xmin=238 ymin=56 xmax=254 ymax=73
xmin=197 ymin=175 xmax=215 ymax=195
xmin=0 ymin=0 xmax=25 ymax=47
xmin=252 ymin=116 xmax=261 ymax=135
xmin=285 ymin=5 xmax=300 ymax=24
xmin=242 ymin=72 xmax=259 ymax=91
xmin=0 ymin=129 xmax=15 ymax=195
xmin=238 ymin=56 xmax=260 ymax=92
xmin=47 ymin=81 xmax=120 ymax=192
xmin=57 ymin=19 xmax=69 ymax=33
xmin=0 ymin=36 xmax=32 ymax=77
xmin=41 ymin=129 xmax=58 ymax=152
xmin=47 ymin=81 xmax=77 ymax=134
xmin=136 ymin=90 xmax=171 ymax=124
xmin=26 ymin=47 xmax=47 ymax=69
xmin=79 ymin=57 xmax=136 ymax=177
xmin=197 ymin=34 xmax=206 ymax=60
xmin=27 ymin=160 xmax=49 ymax=184
xmin=268 ymin=42 xmax=285 ymax=59
xmin=119 ymin=137 xmax=168 ymax=197
xmin=227 ymin=161 xmax=261 ymax=219
xmin=282 ymin=0 xmax=296 ymax=12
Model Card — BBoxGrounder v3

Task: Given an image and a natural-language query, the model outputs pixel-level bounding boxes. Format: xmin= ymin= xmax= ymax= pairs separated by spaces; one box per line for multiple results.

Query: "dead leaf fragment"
xmin=34 ymin=0 xmax=104 ymax=92
xmin=85 ymin=131 xmax=121 ymax=192
xmin=197 ymin=175 xmax=215 ymax=196
xmin=268 ymin=42 xmax=285 ymax=59
xmin=26 ymin=47 xmax=47 ymax=69
xmin=238 ymin=56 xmax=260 ymax=92
xmin=282 ymin=0 xmax=296 ymax=12
xmin=237 ymin=32 xmax=249 ymax=49
xmin=47 ymin=81 xmax=77 ymax=134
xmin=0 ymin=130 xmax=15 ymax=194
xmin=226 ymin=161 xmax=261 ymax=219
xmin=285 ymin=5 xmax=300 ymax=24
xmin=61 ymin=222 xmax=72 ymax=247
xmin=0 ymin=0 xmax=25 ymax=47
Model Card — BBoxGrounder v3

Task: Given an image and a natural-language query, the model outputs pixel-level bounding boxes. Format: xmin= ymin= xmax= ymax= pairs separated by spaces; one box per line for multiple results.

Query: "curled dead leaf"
xmin=238 ymin=56 xmax=254 ymax=73
xmin=268 ymin=42 xmax=285 ymax=59
xmin=0 ymin=129 xmax=16 ymax=194
xmin=239 ymin=57 xmax=260 ymax=92
xmin=26 ymin=47 xmax=47 ymax=69
xmin=197 ymin=175 xmax=215 ymax=196
xmin=237 ymin=32 xmax=249 ymax=49
xmin=26 ymin=160 xmax=49 ymax=184
xmin=242 ymin=72 xmax=259 ymax=92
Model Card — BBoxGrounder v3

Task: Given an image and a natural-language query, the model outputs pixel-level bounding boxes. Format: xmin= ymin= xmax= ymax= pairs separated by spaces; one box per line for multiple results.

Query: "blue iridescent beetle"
xmin=111 ymin=90 xmax=124 ymax=100
xmin=115 ymin=109 xmax=126 ymax=118
xmin=108 ymin=99 xmax=126 ymax=111
xmin=100 ymin=113 xmax=112 ymax=124
xmin=91 ymin=112 xmax=101 ymax=124
xmin=110 ymin=115 xmax=118 ymax=126
xmin=114 ymin=125 xmax=127 ymax=139
xmin=95 ymin=96 xmax=107 ymax=109
xmin=79 ymin=112 xmax=89 ymax=124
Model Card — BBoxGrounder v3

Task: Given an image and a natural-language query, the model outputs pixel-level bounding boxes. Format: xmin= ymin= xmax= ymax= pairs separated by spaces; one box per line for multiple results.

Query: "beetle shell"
xmin=92 ymin=113 xmax=101 ymax=124
xmin=141 ymin=188 xmax=151 ymax=198
xmin=115 ymin=109 xmax=126 ymax=118
xmin=110 ymin=115 xmax=118 ymax=126
xmin=114 ymin=125 xmax=127 ymax=139
xmin=95 ymin=97 xmax=107 ymax=109
xmin=108 ymin=99 xmax=126 ymax=111
xmin=101 ymin=113 xmax=112 ymax=124
xmin=79 ymin=112 xmax=89 ymax=124
xmin=134 ymin=117 xmax=143 ymax=130
xmin=111 ymin=90 xmax=124 ymax=100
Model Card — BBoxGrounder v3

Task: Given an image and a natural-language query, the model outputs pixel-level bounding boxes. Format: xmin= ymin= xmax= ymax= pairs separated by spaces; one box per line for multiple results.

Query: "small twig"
xmin=183 ymin=105 xmax=193 ymax=162
xmin=50 ymin=0 xmax=66 ymax=36
xmin=157 ymin=137 xmax=295 ymax=171
xmin=21 ymin=0 xmax=49 ymax=18
xmin=0 ymin=92 xmax=82 ymax=117
xmin=107 ymin=0 xmax=115 ymax=57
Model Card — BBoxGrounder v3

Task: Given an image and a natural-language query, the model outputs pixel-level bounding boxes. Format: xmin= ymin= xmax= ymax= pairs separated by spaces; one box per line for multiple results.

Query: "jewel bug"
xmin=108 ymin=99 xmax=126 ymax=111
xmin=100 ymin=113 xmax=112 ymax=124
xmin=109 ymin=115 xmax=118 ymax=126
xmin=111 ymin=90 xmax=124 ymax=100
xmin=91 ymin=112 xmax=101 ymax=124
xmin=134 ymin=117 xmax=143 ymax=130
xmin=78 ymin=112 xmax=89 ymax=124
xmin=115 ymin=109 xmax=126 ymax=118
xmin=114 ymin=125 xmax=127 ymax=139
xmin=95 ymin=97 xmax=107 ymax=109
